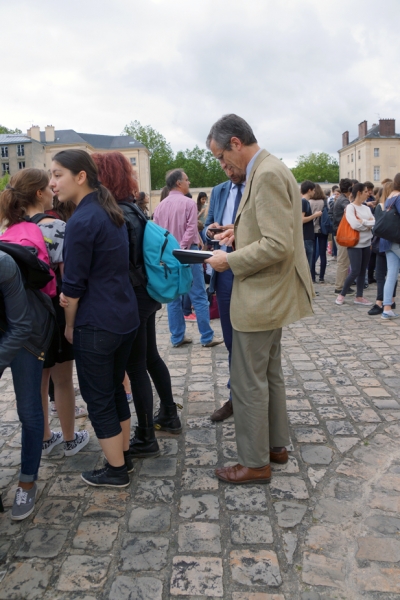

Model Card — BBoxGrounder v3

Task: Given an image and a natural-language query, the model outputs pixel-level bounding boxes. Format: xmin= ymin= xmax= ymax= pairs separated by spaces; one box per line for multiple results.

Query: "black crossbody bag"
xmin=373 ymin=196 xmax=400 ymax=244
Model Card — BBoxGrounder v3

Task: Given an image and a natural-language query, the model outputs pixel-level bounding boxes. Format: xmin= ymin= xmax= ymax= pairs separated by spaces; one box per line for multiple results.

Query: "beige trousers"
xmin=231 ymin=328 xmax=290 ymax=468
xmin=334 ymin=236 xmax=350 ymax=290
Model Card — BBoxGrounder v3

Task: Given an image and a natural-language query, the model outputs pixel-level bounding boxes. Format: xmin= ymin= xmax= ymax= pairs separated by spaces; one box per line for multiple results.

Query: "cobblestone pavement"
xmin=1 ymin=259 xmax=400 ymax=599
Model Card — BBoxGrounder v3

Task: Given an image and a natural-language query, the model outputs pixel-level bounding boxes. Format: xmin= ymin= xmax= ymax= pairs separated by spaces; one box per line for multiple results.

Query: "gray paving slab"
xmin=1 ymin=271 xmax=400 ymax=598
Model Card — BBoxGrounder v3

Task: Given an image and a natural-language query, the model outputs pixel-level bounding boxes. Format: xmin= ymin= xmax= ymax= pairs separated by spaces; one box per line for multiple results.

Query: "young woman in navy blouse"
xmin=50 ymin=149 xmax=139 ymax=488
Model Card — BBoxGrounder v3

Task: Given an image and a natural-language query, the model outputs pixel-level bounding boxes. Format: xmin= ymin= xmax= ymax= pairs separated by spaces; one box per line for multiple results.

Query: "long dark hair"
xmin=52 ymin=149 xmax=124 ymax=227
xmin=0 ymin=168 xmax=49 ymax=226
xmin=197 ymin=192 xmax=208 ymax=212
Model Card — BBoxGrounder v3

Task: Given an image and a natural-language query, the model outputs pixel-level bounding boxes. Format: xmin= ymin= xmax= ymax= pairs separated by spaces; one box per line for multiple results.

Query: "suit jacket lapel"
xmin=235 ymin=149 xmax=270 ymax=223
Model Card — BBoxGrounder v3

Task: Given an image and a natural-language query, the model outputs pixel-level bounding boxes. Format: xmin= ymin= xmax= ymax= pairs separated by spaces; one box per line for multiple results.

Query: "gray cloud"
xmin=3 ymin=0 xmax=400 ymax=167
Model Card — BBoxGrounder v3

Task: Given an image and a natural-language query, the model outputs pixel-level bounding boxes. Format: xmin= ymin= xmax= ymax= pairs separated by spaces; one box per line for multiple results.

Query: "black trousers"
xmin=126 ymin=285 xmax=174 ymax=428
xmin=342 ymin=247 xmax=371 ymax=297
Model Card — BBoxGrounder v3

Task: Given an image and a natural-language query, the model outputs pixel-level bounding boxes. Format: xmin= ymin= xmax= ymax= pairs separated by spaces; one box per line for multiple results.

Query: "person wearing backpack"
xmin=309 ymin=183 xmax=329 ymax=284
xmin=0 ymin=247 xmax=54 ymax=520
xmin=153 ymin=169 xmax=223 ymax=349
xmin=379 ymin=173 xmax=400 ymax=320
xmin=92 ymin=152 xmax=181 ymax=458
xmin=51 ymin=149 xmax=140 ymax=488
xmin=0 ymin=169 xmax=89 ymax=459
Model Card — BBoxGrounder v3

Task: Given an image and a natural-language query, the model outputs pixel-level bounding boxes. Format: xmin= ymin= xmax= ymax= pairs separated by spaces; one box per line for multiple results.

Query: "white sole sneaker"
xmin=42 ymin=431 xmax=64 ymax=456
xmin=64 ymin=430 xmax=90 ymax=456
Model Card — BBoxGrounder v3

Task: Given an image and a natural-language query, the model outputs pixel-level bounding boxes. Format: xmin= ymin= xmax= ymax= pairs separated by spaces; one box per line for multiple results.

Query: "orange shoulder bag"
xmin=336 ymin=206 xmax=360 ymax=247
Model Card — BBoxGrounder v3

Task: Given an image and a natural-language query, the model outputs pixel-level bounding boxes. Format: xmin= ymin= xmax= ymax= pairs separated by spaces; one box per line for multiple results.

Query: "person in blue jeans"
xmin=0 ymin=250 xmax=54 ymax=520
xmin=153 ymin=169 xmax=223 ymax=349
xmin=381 ymin=173 xmax=400 ymax=320
xmin=51 ymin=149 xmax=140 ymax=488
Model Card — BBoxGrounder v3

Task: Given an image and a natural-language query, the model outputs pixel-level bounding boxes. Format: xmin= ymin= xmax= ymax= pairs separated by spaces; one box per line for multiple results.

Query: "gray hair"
xmin=206 ymin=114 xmax=257 ymax=150
xmin=166 ymin=169 xmax=184 ymax=191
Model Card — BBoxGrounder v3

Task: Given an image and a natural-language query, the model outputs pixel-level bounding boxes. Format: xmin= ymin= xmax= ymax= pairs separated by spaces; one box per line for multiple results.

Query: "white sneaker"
xmin=64 ymin=430 xmax=90 ymax=456
xmin=42 ymin=431 xmax=64 ymax=456
xmin=11 ymin=483 xmax=37 ymax=521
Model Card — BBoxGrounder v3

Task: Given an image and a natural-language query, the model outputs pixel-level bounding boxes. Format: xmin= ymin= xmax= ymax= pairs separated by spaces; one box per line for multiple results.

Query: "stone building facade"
xmin=0 ymin=125 xmax=150 ymax=193
xmin=339 ymin=119 xmax=400 ymax=184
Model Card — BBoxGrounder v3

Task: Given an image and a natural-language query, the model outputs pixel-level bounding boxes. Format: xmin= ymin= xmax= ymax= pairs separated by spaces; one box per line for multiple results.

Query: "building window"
xmin=1 ymin=146 xmax=8 ymax=158
xmin=351 ymin=154 xmax=354 ymax=162
xmin=351 ymin=170 xmax=354 ymax=178
xmin=374 ymin=148 xmax=380 ymax=157
xmin=358 ymin=169 xmax=361 ymax=180
xmin=358 ymin=150 xmax=361 ymax=159
xmin=347 ymin=155 xmax=350 ymax=163
xmin=130 ymin=157 xmax=137 ymax=166
xmin=17 ymin=144 xmax=25 ymax=157
xmin=374 ymin=166 xmax=380 ymax=181
xmin=2 ymin=163 xmax=10 ymax=175
xmin=18 ymin=161 xmax=25 ymax=169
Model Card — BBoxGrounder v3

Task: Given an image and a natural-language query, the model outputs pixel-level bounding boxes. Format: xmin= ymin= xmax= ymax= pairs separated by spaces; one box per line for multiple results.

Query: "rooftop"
xmin=0 ymin=129 xmax=146 ymax=150
xmin=348 ymin=122 xmax=400 ymax=146
xmin=0 ymin=134 xmax=31 ymax=144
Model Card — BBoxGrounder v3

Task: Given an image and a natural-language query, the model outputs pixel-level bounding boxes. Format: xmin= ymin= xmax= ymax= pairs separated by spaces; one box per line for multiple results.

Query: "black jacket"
xmin=119 ymin=200 xmax=148 ymax=287
xmin=332 ymin=194 xmax=350 ymax=235
xmin=0 ymin=252 xmax=54 ymax=371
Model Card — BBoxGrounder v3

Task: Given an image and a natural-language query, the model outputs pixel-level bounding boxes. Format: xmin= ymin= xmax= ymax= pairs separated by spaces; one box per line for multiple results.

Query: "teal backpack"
xmin=143 ymin=220 xmax=193 ymax=303
xmin=120 ymin=202 xmax=193 ymax=303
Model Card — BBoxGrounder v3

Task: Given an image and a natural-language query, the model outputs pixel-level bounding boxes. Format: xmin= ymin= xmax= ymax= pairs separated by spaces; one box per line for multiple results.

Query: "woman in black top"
xmin=50 ymin=150 xmax=139 ymax=488
xmin=92 ymin=151 xmax=181 ymax=459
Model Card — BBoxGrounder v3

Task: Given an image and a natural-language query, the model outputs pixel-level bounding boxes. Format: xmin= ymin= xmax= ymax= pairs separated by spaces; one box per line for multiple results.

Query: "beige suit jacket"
xmin=227 ymin=149 xmax=314 ymax=332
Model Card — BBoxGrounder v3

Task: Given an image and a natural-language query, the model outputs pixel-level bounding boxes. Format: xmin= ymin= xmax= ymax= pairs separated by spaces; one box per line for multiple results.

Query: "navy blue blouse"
xmin=62 ymin=192 xmax=139 ymax=334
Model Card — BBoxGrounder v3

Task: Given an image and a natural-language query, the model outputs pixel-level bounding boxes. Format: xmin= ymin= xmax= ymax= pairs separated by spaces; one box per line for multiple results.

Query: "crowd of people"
xmin=1 ymin=113 xmax=399 ymax=525
xmin=301 ymin=175 xmax=400 ymax=318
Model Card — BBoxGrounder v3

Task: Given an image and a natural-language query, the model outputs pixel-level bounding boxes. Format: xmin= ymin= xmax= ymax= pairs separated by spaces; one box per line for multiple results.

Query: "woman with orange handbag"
xmin=335 ymin=183 xmax=375 ymax=306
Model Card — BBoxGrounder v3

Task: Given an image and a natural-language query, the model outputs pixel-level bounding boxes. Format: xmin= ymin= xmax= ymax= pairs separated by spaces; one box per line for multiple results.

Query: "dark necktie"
xmin=231 ymin=183 xmax=243 ymax=223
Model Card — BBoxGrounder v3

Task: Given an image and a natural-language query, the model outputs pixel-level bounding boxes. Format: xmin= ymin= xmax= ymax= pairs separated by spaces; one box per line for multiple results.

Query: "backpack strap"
xmin=25 ymin=214 xmax=57 ymax=225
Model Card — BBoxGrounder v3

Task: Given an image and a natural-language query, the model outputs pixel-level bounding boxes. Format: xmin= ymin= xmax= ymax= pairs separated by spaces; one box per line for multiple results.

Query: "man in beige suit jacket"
xmin=206 ymin=114 xmax=314 ymax=484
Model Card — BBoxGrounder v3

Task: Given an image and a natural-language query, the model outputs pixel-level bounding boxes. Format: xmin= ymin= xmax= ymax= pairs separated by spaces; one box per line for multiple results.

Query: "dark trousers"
xmin=312 ymin=233 xmax=328 ymax=281
xmin=304 ymin=240 xmax=314 ymax=271
xmin=376 ymin=252 xmax=398 ymax=302
xmin=126 ymin=286 xmax=174 ymax=428
xmin=368 ymin=252 xmax=377 ymax=281
xmin=342 ymin=247 xmax=371 ymax=297
xmin=74 ymin=326 xmax=136 ymax=439
xmin=214 ymin=269 xmax=233 ymax=399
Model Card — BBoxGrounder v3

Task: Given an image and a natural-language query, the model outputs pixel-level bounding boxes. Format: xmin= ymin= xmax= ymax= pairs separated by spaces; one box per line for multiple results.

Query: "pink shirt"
xmin=153 ymin=190 xmax=199 ymax=249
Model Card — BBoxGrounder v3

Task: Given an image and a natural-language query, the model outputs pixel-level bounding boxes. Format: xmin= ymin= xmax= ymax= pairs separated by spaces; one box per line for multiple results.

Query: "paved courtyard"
xmin=1 ymin=258 xmax=400 ymax=599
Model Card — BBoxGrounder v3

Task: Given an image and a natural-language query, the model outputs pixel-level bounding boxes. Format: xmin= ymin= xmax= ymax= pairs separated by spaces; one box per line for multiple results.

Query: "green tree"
xmin=291 ymin=152 xmax=339 ymax=183
xmin=0 ymin=173 xmax=10 ymax=191
xmin=0 ymin=125 xmax=22 ymax=134
xmin=122 ymin=120 xmax=174 ymax=189
xmin=172 ymin=146 xmax=228 ymax=188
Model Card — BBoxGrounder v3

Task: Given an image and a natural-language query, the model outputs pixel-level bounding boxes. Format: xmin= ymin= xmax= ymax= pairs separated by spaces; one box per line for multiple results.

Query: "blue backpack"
xmin=320 ymin=202 xmax=333 ymax=235
xmin=143 ymin=220 xmax=193 ymax=303
xmin=120 ymin=202 xmax=193 ymax=304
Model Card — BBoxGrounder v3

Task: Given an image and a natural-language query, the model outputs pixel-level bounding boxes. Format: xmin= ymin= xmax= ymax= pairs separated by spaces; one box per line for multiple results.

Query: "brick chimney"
xmin=379 ymin=119 xmax=395 ymax=136
xmin=342 ymin=131 xmax=349 ymax=147
xmin=27 ymin=125 xmax=41 ymax=142
xmin=45 ymin=125 xmax=55 ymax=143
xmin=358 ymin=120 xmax=367 ymax=139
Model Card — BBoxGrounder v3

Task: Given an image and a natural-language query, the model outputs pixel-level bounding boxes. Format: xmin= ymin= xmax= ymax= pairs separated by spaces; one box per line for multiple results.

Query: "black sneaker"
xmin=81 ymin=463 xmax=129 ymax=488
xmin=368 ymin=304 xmax=383 ymax=316
xmin=153 ymin=403 xmax=182 ymax=434
xmin=334 ymin=287 xmax=355 ymax=295
xmin=124 ymin=450 xmax=134 ymax=473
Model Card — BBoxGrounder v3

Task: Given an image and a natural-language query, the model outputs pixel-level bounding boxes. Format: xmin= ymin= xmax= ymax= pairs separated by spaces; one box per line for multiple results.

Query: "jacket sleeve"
xmin=0 ymin=256 xmax=32 ymax=373
xmin=345 ymin=204 xmax=374 ymax=231
xmin=227 ymin=169 xmax=294 ymax=278
xmin=62 ymin=218 xmax=95 ymax=298
xmin=204 ymin=187 xmax=217 ymax=239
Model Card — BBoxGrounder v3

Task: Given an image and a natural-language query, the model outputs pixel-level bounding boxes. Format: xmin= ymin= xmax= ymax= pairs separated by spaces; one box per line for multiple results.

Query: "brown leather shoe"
xmin=215 ymin=463 xmax=271 ymax=484
xmin=270 ymin=447 xmax=289 ymax=464
xmin=210 ymin=400 xmax=233 ymax=421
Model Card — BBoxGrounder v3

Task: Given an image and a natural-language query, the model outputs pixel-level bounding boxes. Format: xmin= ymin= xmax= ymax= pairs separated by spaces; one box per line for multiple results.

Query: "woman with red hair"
xmin=92 ymin=152 xmax=181 ymax=459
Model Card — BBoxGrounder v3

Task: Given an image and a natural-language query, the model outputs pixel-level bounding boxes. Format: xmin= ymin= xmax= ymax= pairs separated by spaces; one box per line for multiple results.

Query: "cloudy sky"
xmin=3 ymin=0 xmax=400 ymax=167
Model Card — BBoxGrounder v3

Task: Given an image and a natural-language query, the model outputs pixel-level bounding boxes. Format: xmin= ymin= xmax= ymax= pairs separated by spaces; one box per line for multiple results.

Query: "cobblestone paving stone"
xmin=1 ymin=260 xmax=400 ymax=598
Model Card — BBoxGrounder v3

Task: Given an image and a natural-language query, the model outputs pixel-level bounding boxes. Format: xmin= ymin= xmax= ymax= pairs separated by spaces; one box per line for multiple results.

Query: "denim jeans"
xmin=304 ymin=240 xmax=314 ymax=271
xmin=215 ymin=269 xmax=233 ymax=399
xmin=312 ymin=234 xmax=328 ymax=281
xmin=167 ymin=245 xmax=214 ymax=346
xmin=10 ymin=348 xmax=44 ymax=482
xmin=383 ymin=249 xmax=400 ymax=306
xmin=73 ymin=326 xmax=136 ymax=439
